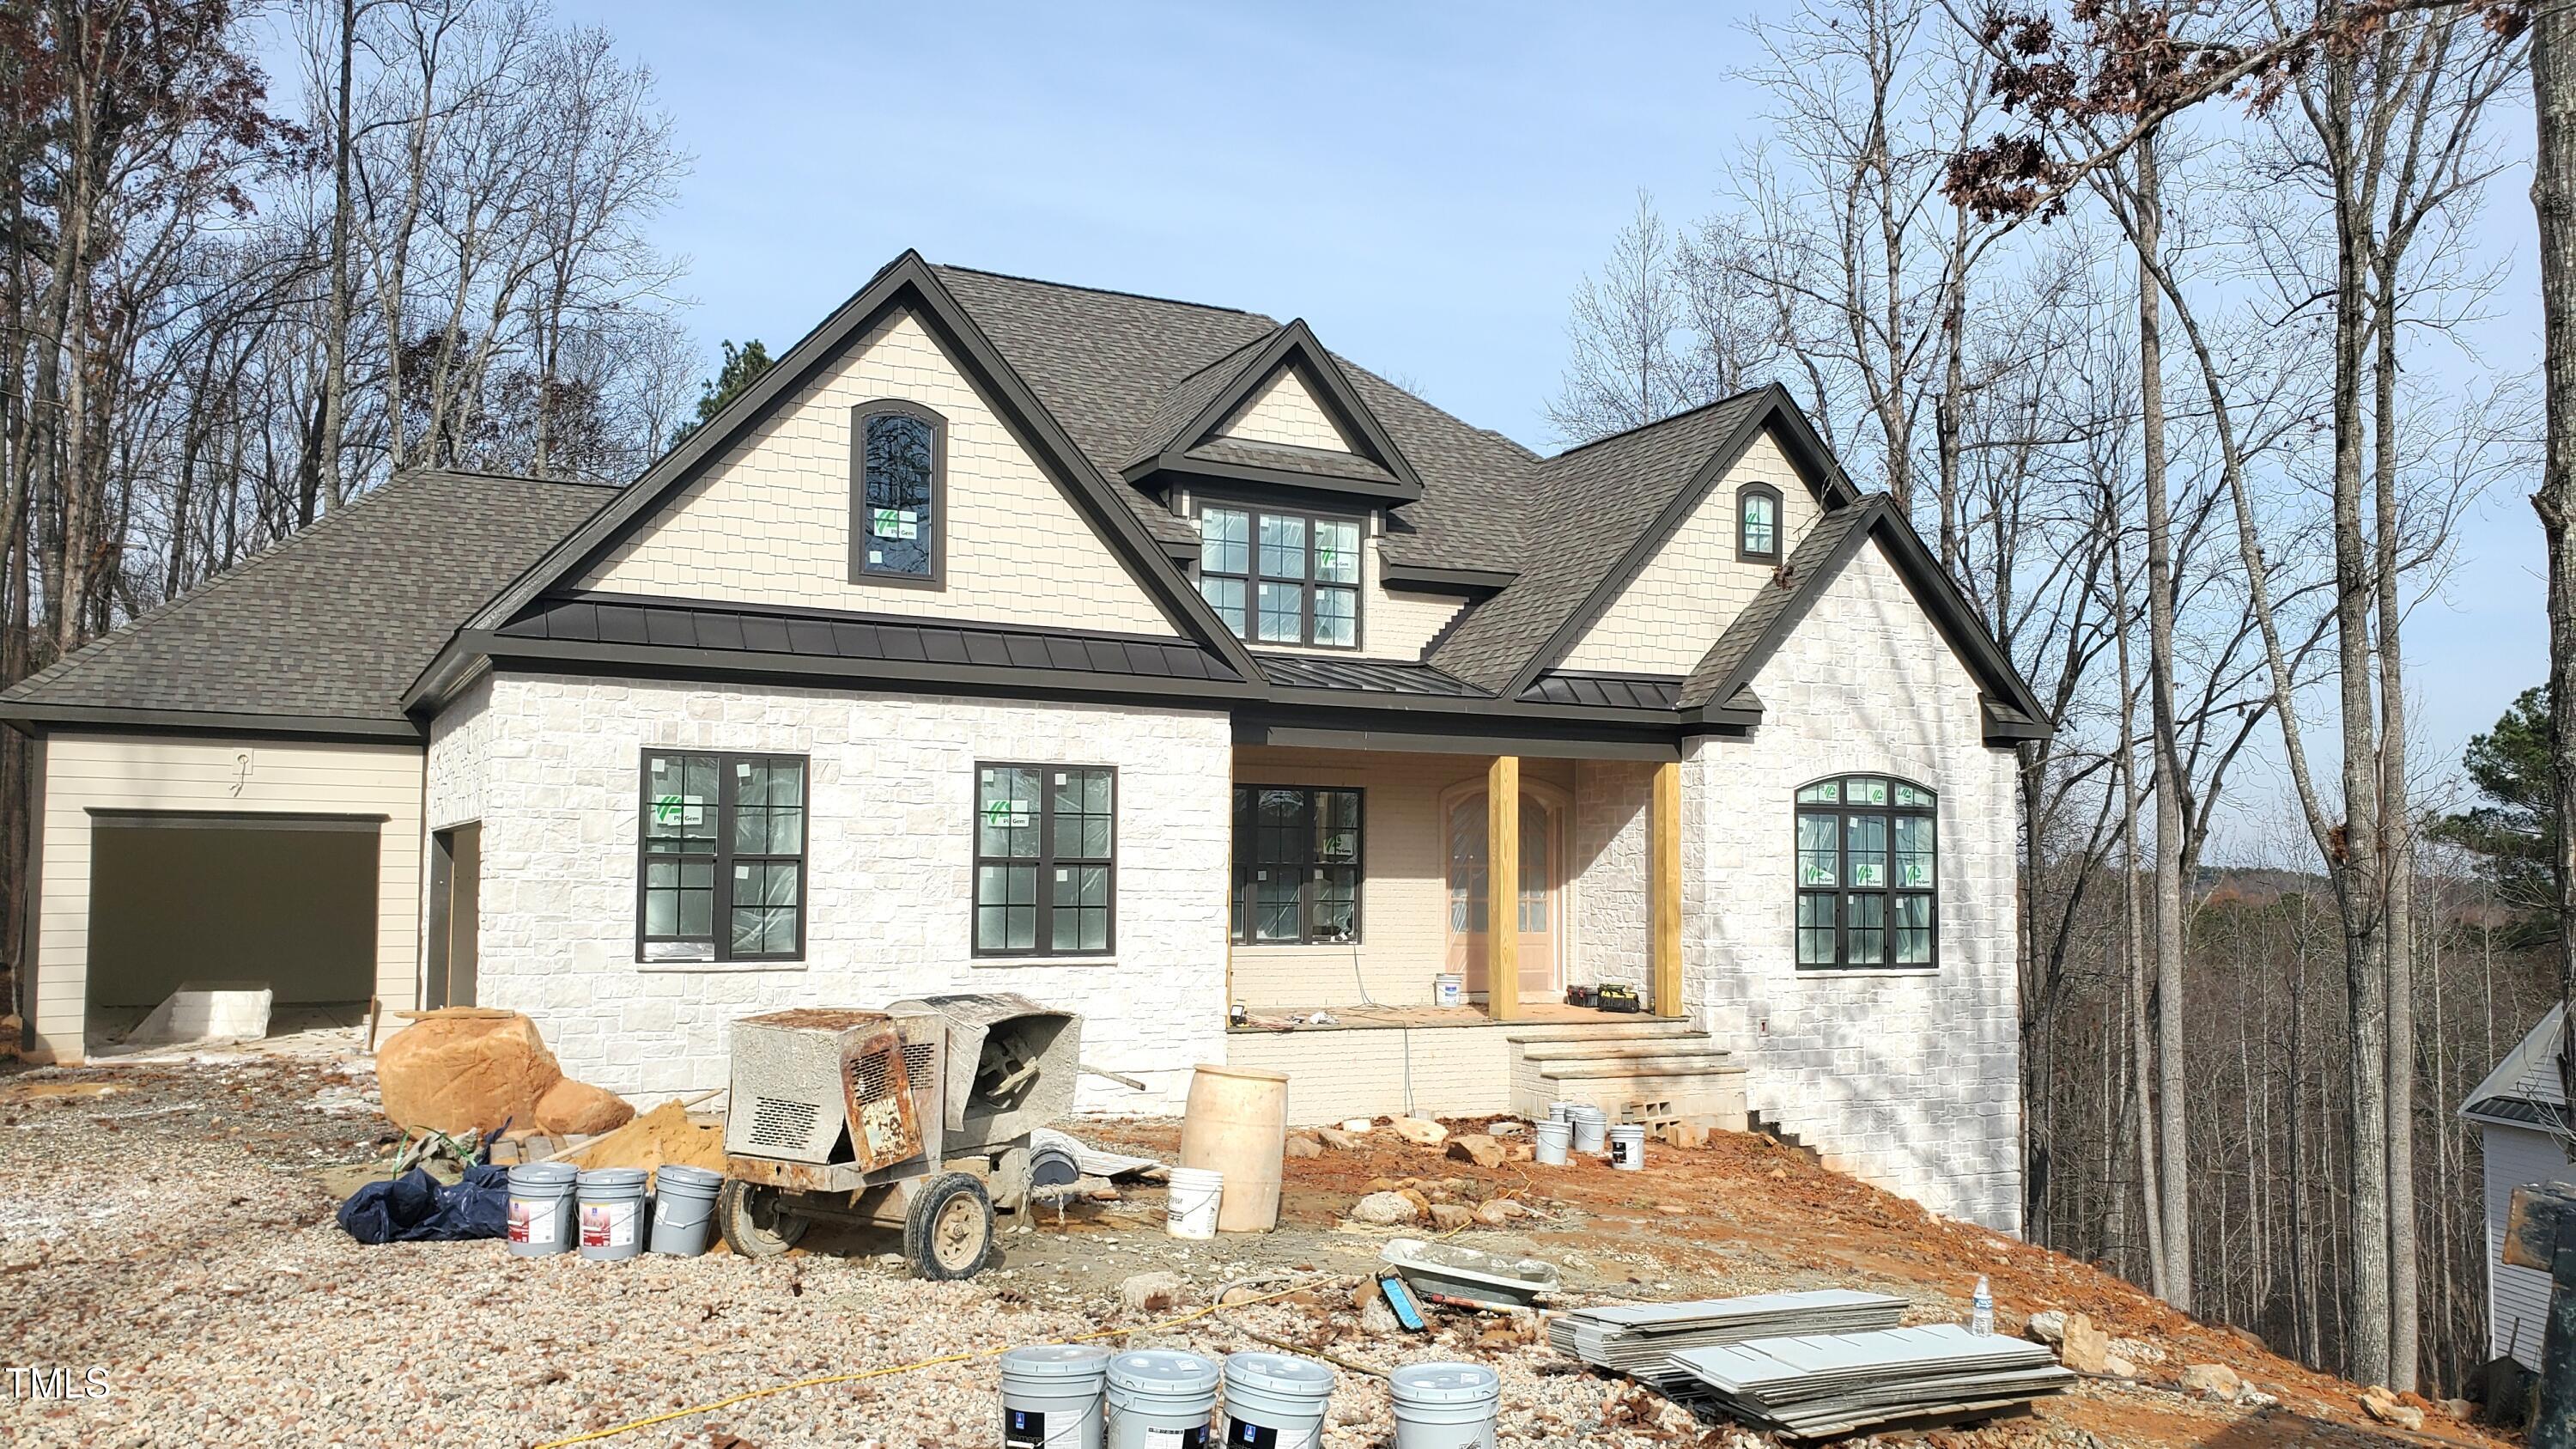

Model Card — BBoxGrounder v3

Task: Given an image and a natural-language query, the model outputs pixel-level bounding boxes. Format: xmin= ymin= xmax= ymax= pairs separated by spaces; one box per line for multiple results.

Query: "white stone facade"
xmin=1683 ymin=539 xmax=2022 ymax=1232
xmin=424 ymin=673 xmax=1234 ymax=1112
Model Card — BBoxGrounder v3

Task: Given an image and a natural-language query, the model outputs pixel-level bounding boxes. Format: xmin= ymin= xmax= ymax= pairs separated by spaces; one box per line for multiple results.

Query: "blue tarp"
xmin=336 ymin=1163 xmax=512 ymax=1244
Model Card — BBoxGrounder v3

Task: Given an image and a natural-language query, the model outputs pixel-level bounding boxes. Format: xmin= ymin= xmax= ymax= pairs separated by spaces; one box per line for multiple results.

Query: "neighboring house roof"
xmin=0 ymin=470 xmax=611 ymax=739
xmin=2464 ymin=1005 xmax=2572 ymax=1132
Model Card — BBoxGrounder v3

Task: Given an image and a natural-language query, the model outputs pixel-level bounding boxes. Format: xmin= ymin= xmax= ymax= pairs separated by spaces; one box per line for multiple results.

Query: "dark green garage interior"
xmin=88 ymin=819 xmax=379 ymax=1008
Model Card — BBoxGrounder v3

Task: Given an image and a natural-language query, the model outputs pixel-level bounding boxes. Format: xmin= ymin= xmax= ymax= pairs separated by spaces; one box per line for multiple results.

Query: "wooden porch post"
xmin=1650 ymin=758 xmax=1683 ymax=1018
xmin=1488 ymin=755 xmax=1520 ymax=1021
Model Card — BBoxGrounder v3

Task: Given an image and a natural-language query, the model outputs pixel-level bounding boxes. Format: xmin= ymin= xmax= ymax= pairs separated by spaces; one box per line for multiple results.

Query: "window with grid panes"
xmin=1793 ymin=776 xmax=1935 ymax=969
xmin=1231 ymin=786 xmax=1363 ymax=944
xmin=1196 ymin=504 xmax=1362 ymax=648
xmin=974 ymin=764 xmax=1115 ymax=957
xmin=638 ymin=752 xmax=805 ymax=962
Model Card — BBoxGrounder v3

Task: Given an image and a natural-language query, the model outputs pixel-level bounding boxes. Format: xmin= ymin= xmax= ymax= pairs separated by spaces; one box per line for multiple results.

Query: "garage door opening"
xmin=86 ymin=813 xmax=380 ymax=1028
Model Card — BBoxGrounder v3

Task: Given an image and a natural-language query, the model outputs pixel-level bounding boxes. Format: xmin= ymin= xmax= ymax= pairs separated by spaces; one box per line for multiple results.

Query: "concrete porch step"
xmin=1516 ymin=1038 xmax=1735 ymax=1065
xmin=1534 ymin=1053 xmax=1746 ymax=1081
xmin=1500 ymin=1020 xmax=1701 ymax=1045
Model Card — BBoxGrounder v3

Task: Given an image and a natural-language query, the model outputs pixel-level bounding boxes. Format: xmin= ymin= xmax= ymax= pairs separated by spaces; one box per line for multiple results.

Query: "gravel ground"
xmin=0 ymin=1054 xmax=1789 ymax=1449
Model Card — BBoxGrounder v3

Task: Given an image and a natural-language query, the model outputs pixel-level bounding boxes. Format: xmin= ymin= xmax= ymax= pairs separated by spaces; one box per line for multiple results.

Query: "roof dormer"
xmin=1121 ymin=320 xmax=1424 ymax=505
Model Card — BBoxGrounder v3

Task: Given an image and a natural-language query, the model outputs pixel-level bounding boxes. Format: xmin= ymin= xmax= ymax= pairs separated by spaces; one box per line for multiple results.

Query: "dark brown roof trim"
xmin=1504 ymin=385 xmax=1859 ymax=696
xmin=1124 ymin=320 xmax=1425 ymax=502
xmin=1233 ymin=710 xmax=1680 ymax=763
xmin=1133 ymin=449 xmax=1421 ymax=506
xmin=428 ymin=250 xmax=1261 ymax=711
xmin=0 ymin=702 xmax=426 ymax=742
xmin=1379 ymin=560 xmax=1517 ymax=595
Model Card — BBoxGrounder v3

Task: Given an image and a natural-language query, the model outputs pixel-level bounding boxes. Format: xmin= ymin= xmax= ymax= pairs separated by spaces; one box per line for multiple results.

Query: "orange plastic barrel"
xmin=1177 ymin=1062 xmax=1289 ymax=1233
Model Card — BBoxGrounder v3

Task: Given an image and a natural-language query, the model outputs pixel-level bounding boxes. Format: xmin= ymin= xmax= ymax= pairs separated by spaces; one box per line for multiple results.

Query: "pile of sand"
xmin=567 ymin=1099 xmax=726 ymax=1187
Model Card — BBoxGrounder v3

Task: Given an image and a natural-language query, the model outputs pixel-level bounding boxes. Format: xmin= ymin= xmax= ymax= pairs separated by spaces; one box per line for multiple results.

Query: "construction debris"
xmin=374 ymin=1009 xmax=567 ymax=1133
xmin=1665 ymin=1324 xmax=2074 ymax=1438
xmin=1547 ymin=1289 xmax=1908 ymax=1385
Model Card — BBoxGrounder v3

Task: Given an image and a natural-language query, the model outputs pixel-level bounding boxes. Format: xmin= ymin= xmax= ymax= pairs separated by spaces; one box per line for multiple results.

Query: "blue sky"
xmin=562 ymin=0 xmax=2545 ymax=837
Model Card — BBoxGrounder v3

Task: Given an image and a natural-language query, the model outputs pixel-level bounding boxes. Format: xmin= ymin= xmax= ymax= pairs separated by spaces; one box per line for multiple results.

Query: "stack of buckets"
xmin=1006 ymin=1347 xmax=1502 ymax=1449
xmin=506 ymin=1160 xmax=725 ymax=1260
xmin=1540 ymin=1101 xmax=1612 ymax=1162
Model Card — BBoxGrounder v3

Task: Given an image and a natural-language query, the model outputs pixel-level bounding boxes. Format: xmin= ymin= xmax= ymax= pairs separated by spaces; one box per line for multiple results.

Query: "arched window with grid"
xmin=1794 ymin=775 xmax=1936 ymax=969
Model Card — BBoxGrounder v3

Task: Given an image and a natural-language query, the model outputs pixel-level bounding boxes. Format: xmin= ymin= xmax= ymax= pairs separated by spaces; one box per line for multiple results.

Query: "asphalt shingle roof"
xmin=1679 ymin=499 xmax=1878 ymax=709
xmin=0 ymin=470 xmax=611 ymax=728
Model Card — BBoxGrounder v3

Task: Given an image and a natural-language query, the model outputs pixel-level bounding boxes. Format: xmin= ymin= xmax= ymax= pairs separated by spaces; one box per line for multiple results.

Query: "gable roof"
xmin=434 ymin=252 xmax=1262 ymax=703
xmin=1670 ymin=494 xmax=2050 ymax=736
xmin=1117 ymin=319 xmax=1425 ymax=502
xmin=0 ymin=470 xmax=611 ymax=738
xmin=2464 ymin=1006 xmax=2571 ymax=1129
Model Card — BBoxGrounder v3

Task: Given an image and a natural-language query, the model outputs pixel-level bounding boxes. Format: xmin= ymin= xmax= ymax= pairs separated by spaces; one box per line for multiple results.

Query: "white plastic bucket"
xmin=574 ymin=1167 xmax=647 ymax=1261
xmin=1002 ymin=1343 xmax=1111 ymax=1449
xmin=1107 ymin=1349 xmax=1219 ymax=1449
xmin=507 ymin=1162 xmax=577 ymax=1257
xmin=1568 ymin=1105 xmax=1608 ymax=1155
xmin=1607 ymin=1123 xmax=1646 ymax=1171
xmin=1223 ymin=1351 xmax=1335 ymax=1449
xmin=1389 ymin=1362 xmax=1501 ymax=1449
xmin=1433 ymin=973 xmax=1463 ymax=1008
xmin=1533 ymin=1119 xmax=1571 ymax=1167
xmin=1546 ymin=1100 xmax=1579 ymax=1123
xmin=1165 ymin=1166 xmax=1223 ymax=1240
xmin=648 ymin=1165 xmax=723 ymax=1257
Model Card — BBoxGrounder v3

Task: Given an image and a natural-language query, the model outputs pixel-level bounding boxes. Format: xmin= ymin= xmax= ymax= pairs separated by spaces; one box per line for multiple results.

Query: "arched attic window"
xmin=1738 ymin=482 xmax=1783 ymax=563
xmin=851 ymin=399 xmax=945 ymax=585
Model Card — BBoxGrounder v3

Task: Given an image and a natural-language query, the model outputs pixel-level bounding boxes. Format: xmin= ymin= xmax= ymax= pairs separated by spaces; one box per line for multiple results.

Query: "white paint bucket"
xmin=1389 ymin=1362 xmax=1501 ymax=1449
xmin=506 ymin=1162 xmax=577 ymax=1257
xmin=1433 ymin=973 xmax=1463 ymax=1008
xmin=574 ymin=1167 xmax=647 ymax=1262
xmin=1533 ymin=1119 xmax=1571 ymax=1167
xmin=1106 ymin=1349 xmax=1219 ymax=1449
xmin=1165 ymin=1166 xmax=1223 ymax=1239
xmin=1002 ymin=1343 xmax=1111 ymax=1449
xmin=1223 ymin=1350 xmax=1336 ymax=1449
xmin=647 ymin=1165 xmax=723 ymax=1257
xmin=1607 ymin=1123 xmax=1646 ymax=1172
xmin=1546 ymin=1100 xmax=1579 ymax=1123
xmin=1567 ymin=1105 xmax=1608 ymax=1155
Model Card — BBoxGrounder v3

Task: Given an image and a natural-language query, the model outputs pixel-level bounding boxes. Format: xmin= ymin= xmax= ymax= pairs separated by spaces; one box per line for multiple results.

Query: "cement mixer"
xmin=714 ymin=993 xmax=1080 ymax=1279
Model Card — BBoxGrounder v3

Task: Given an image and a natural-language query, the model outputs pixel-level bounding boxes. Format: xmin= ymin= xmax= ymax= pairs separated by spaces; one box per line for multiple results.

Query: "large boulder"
xmin=535 ymin=1077 xmax=635 ymax=1137
xmin=376 ymin=1009 xmax=562 ymax=1134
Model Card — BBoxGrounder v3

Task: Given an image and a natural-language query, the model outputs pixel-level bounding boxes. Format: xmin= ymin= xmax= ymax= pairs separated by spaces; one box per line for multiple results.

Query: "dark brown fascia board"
xmin=433 ymin=250 xmax=1261 ymax=704
xmin=1378 ymin=561 xmax=1517 ymax=595
xmin=1122 ymin=452 xmax=1424 ymax=505
xmin=0 ymin=701 xmax=426 ymax=744
xmin=471 ymin=631 xmax=1266 ymax=708
xmin=1259 ymin=684 xmax=1679 ymax=730
xmin=1144 ymin=320 xmax=1425 ymax=499
xmin=1503 ymin=385 xmax=1847 ymax=697
xmin=1233 ymin=712 xmax=1680 ymax=763
xmin=1981 ymin=696 xmax=2053 ymax=745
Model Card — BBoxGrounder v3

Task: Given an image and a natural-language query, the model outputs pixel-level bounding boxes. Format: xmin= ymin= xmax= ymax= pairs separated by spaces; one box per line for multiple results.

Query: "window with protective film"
xmin=852 ymin=400 xmax=944 ymax=584
xmin=638 ymin=752 xmax=806 ymax=963
xmin=1793 ymin=775 xmax=1935 ymax=970
xmin=974 ymin=764 xmax=1115 ymax=958
xmin=1196 ymin=504 xmax=1363 ymax=648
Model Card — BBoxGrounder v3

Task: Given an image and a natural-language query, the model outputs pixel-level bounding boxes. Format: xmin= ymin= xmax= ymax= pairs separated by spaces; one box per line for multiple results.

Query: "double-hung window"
xmin=639 ymin=752 xmax=806 ymax=963
xmin=1198 ymin=504 xmax=1362 ymax=648
xmin=1794 ymin=776 xmax=1935 ymax=969
xmin=852 ymin=399 xmax=944 ymax=584
xmin=1231 ymin=785 xmax=1363 ymax=944
xmin=974 ymin=764 xmax=1115 ymax=957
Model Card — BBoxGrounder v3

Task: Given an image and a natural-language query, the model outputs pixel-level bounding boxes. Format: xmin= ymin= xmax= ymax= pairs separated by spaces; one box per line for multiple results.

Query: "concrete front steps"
xmin=1504 ymin=1020 xmax=1749 ymax=1129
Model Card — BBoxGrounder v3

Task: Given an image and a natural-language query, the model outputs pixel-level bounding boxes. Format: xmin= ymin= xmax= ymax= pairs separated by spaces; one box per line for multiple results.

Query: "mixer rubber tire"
xmin=716 ymin=1178 xmax=809 ymax=1258
xmin=903 ymin=1172 xmax=994 ymax=1280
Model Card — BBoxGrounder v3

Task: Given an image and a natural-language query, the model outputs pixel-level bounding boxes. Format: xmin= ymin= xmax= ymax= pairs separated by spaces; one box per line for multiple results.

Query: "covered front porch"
xmin=1218 ymin=741 xmax=1736 ymax=1126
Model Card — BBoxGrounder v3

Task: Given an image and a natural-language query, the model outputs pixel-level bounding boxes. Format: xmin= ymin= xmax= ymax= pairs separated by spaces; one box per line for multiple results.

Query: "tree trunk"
xmin=319 ymin=0 xmax=355 ymax=504
xmin=2135 ymin=131 xmax=2193 ymax=1312
xmin=2536 ymin=0 xmax=2576 ymax=1129
xmin=2373 ymin=249 xmax=2419 ymax=1394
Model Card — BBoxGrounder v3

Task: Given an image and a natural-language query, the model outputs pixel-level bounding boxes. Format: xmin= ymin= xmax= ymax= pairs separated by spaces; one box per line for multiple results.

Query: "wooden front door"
xmin=1446 ymin=789 xmax=1561 ymax=1002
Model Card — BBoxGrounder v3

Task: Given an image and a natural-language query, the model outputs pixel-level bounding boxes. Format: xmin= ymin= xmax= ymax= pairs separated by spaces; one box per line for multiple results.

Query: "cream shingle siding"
xmin=425 ymin=673 xmax=1231 ymax=1111
xmin=1226 ymin=747 xmax=1585 ymax=1008
xmin=27 ymin=733 xmax=425 ymax=1063
xmin=1686 ymin=538 xmax=2021 ymax=1232
xmin=580 ymin=309 xmax=1179 ymax=637
xmin=1216 ymin=366 xmax=1356 ymax=453
xmin=1560 ymin=429 xmax=1823 ymax=675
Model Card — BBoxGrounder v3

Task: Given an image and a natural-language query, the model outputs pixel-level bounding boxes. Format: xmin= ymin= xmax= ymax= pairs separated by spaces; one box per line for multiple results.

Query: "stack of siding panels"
xmin=1548 ymin=1290 xmax=1909 ymax=1385
xmin=1667 ymin=1324 xmax=2074 ymax=1438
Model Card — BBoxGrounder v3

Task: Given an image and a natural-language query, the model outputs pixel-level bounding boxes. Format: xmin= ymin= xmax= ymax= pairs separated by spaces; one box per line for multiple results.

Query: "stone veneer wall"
xmin=1685 ymin=539 xmax=2022 ymax=1232
xmin=1571 ymin=758 xmax=1653 ymax=994
xmin=425 ymin=673 xmax=1233 ymax=1112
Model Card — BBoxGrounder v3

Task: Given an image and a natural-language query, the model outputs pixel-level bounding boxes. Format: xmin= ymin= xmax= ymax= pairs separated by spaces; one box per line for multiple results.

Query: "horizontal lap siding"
xmin=31 ymin=733 xmax=426 ymax=1062
xmin=2484 ymin=1123 xmax=2566 ymax=1370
